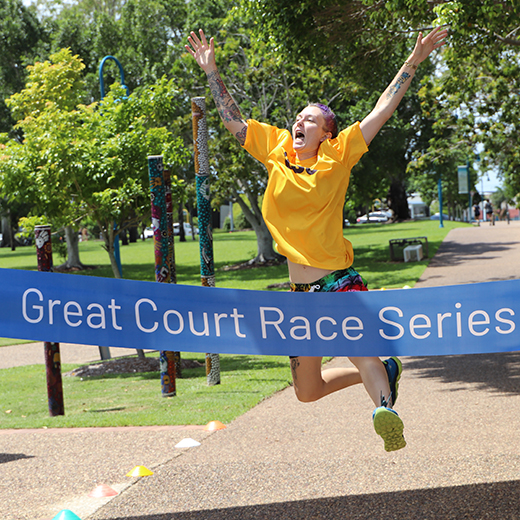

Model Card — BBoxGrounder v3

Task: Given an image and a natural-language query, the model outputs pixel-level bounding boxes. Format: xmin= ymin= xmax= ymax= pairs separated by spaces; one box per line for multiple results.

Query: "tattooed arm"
xmin=186 ymin=29 xmax=248 ymax=145
xmin=360 ymin=27 xmax=447 ymax=146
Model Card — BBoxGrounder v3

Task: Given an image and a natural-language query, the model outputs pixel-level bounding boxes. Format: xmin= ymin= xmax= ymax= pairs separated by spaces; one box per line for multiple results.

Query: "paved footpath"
xmin=2 ymin=221 xmax=520 ymax=520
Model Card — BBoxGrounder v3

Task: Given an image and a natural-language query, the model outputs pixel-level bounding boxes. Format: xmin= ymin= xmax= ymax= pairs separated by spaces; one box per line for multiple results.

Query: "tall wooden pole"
xmin=191 ymin=97 xmax=220 ymax=386
xmin=35 ymin=225 xmax=64 ymax=416
xmin=148 ymin=155 xmax=178 ymax=396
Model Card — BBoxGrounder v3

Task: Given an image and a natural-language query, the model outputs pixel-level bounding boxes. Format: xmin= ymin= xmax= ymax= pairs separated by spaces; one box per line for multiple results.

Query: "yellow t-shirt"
xmin=243 ymin=119 xmax=368 ymax=269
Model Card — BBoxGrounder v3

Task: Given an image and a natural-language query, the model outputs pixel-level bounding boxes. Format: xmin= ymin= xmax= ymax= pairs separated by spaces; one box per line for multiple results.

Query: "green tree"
xmin=43 ymin=0 xmax=188 ymax=102
xmin=257 ymin=0 xmax=520 ymax=210
xmin=0 ymin=0 xmax=45 ymax=136
xmin=243 ymin=0 xmax=446 ymax=219
xmin=1 ymin=49 xmax=188 ymax=277
xmin=427 ymin=2 xmax=519 ymax=202
xmin=406 ymin=67 xmax=480 ymax=218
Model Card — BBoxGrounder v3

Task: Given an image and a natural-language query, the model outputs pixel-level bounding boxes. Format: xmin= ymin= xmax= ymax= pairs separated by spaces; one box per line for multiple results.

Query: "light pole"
xmin=99 ymin=56 xmax=129 ymax=99
xmin=438 ymin=176 xmax=444 ymax=228
xmin=480 ymin=173 xmax=490 ymax=222
xmin=480 ymin=176 xmax=485 ymax=222
xmin=99 ymin=56 xmax=129 ymax=279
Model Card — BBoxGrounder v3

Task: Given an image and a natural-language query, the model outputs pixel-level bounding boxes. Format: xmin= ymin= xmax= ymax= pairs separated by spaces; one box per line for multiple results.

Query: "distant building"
xmin=407 ymin=193 xmax=429 ymax=219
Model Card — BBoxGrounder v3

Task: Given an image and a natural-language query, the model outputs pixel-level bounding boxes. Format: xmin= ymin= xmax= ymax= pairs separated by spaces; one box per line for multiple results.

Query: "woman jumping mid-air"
xmin=186 ymin=26 xmax=447 ymax=452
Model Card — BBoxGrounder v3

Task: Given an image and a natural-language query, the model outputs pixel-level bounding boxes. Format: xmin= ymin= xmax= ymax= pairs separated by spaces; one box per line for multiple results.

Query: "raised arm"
xmin=359 ymin=27 xmax=448 ymax=146
xmin=186 ymin=29 xmax=248 ymax=145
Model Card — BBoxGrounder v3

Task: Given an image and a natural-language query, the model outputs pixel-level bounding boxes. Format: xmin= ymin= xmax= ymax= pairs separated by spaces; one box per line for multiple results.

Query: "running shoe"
xmin=383 ymin=357 xmax=402 ymax=407
xmin=373 ymin=406 xmax=406 ymax=452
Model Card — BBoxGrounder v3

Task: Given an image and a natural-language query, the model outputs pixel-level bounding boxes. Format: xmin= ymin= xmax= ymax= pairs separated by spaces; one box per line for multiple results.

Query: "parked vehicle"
xmin=141 ymin=227 xmax=154 ymax=239
xmin=141 ymin=223 xmax=198 ymax=238
xmin=430 ymin=213 xmax=450 ymax=221
xmin=356 ymin=211 xmax=391 ymax=224
xmin=174 ymin=222 xmax=198 ymax=236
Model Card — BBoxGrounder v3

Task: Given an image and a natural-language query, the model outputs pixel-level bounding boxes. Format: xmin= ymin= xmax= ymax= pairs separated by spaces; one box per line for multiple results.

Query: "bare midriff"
xmin=287 ymin=259 xmax=335 ymax=284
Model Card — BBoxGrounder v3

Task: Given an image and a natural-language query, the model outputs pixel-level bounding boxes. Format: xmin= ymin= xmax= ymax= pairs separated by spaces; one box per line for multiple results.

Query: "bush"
xmin=223 ymin=210 xmax=251 ymax=231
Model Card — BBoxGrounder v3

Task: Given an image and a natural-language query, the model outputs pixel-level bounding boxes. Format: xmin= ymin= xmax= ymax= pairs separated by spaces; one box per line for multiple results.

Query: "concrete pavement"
xmin=0 ymin=343 xmax=137 ymax=370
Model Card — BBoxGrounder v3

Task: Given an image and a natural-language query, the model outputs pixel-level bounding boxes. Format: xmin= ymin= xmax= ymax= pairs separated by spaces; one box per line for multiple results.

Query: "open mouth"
xmin=294 ymin=130 xmax=305 ymax=141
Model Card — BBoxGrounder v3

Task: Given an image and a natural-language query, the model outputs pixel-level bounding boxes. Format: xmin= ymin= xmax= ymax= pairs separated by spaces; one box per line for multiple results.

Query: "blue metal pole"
xmin=438 ymin=176 xmax=444 ymax=228
xmin=467 ymin=160 xmax=471 ymax=222
xmin=99 ymin=55 xmax=129 ymax=278
xmin=99 ymin=56 xmax=129 ymax=99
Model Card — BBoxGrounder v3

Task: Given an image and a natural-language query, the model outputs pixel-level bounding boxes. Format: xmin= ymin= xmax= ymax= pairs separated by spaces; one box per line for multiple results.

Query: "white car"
xmin=430 ymin=213 xmax=450 ymax=221
xmin=174 ymin=222 xmax=198 ymax=236
xmin=142 ymin=223 xmax=198 ymax=238
xmin=141 ymin=227 xmax=154 ymax=239
xmin=356 ymin=211 xmax=391 ymax=224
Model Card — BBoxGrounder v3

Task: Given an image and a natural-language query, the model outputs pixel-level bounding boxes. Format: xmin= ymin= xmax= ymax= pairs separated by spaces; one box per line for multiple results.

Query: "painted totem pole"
xmin=191 ymin=97 xmax=221 ymax=386
xmin=147 ymin=155 xmax=178 ymax=396
xmin=164 ymin=168 xmax=182 ymax=378
xmin=34 ymin=225 xmax=64 ymax=416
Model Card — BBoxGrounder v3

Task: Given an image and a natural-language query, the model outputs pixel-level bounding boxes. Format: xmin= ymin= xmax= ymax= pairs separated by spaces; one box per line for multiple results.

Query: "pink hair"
xmin=309 ymin=103 xmax=338 ymax=138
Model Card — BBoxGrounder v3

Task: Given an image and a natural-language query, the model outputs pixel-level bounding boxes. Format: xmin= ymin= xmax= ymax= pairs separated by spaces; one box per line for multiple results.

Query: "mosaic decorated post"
xmin=164 ymin=169 xmax=182 ymax=378
xmin=148 ymin=155 xmax=178 ymax=397
xmin=191 ymin=97 xmax=220 ymax=386
xmin=34 ymin=225 xmax=64 ymax=416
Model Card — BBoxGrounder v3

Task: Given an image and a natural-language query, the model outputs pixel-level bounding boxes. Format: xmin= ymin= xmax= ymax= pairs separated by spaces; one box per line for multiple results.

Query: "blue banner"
xmin=2 ymin=268 xmax=519 ymax=357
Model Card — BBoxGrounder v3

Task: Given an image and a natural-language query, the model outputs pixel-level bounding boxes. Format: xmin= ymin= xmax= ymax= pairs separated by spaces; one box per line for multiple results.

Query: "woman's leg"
xmin=290 ymin=356 xmax=362 ymax=402
xmin=348 ymin=356 xmax=391 ymax=407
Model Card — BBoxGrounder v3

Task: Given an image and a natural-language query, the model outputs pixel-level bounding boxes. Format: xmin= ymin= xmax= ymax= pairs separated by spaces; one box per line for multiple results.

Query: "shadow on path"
xmin=406 ymin=352 xmax=520 ymax=395
xmin=427 ymin=240 xmax=518 ymax=268
xmin=0 ymin=453 xmax=35 ymax=464
xmin=97 ymin=480 xmax=520 ymax=520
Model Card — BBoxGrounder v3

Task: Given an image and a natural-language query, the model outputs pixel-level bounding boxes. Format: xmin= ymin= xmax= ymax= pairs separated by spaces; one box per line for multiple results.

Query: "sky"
xmin=479 ymin=169 xmax=502 ymax=194
xmin=473 ymin=143 xmax=502 ymax=194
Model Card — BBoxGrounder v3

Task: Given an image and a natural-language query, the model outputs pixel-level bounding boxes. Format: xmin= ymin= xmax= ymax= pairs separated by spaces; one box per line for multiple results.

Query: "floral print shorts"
xmin=290 ymin=266 xmax=368 ymax=293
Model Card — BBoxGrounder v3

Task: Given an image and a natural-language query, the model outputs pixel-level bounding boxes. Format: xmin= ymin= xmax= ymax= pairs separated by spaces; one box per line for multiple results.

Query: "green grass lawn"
xmin=0 ymin=352 xmax=292 ymax=429
xmin=0 ymin=219 xmax=466 ymax=290
xmin=0 ymin=219 xmax=469 ymax=429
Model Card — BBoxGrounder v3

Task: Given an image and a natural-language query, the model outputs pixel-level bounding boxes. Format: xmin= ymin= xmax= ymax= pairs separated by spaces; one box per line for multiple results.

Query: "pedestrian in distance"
xmin=474 ymin=203 xmax=481 ymax=226
xmin=186 ymin=26 xmax=448 ymax=452
xmin=485 ymin=199 xmax=494 ymax=226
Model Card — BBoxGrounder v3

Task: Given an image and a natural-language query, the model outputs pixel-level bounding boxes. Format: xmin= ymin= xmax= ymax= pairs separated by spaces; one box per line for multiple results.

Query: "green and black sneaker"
xmin=382 ymin=357 xmax=402 ymax=407
xmin=373 ymin=406 xmax=406 ymax=452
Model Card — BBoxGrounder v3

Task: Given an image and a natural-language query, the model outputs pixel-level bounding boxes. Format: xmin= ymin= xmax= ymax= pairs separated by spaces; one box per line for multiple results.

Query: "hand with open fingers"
xmin=411 ymin=26 xmax=448 ymax=64
xmin=186 ymin=29 xmax=216 ymax=73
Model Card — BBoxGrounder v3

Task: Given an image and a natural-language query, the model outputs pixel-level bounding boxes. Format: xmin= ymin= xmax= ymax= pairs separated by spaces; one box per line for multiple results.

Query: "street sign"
xmin=458 ymin=165 xmax=469 ymax=194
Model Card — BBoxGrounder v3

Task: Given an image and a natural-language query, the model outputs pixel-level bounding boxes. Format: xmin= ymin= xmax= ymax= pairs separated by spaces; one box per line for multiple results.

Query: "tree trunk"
xmin=233 ymin=186 xmax=283 ymax=264
xmin=129 ymin=226 xmax=138 ymax=243
xmin=10 ymin=223 xmax=15 ymax=251
xmin=102 ymin=228 xmax=123 ymax=279
xmin=108 ymin=247 xmax=122 ymax=278
xmin=1 ymin=216 xmax=10 ymax=248
xmin=186 ymin=202 xmax=197 ymax=241
xmin=387 ymin=179 xmax=410 ymax=221
xmin=64 ymin=226 xmax=84 ymax=268
xmin=3 ymin=211 xmax=16 ymax=250
xmin=178 ymin=204 xmax=186 ymax=242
